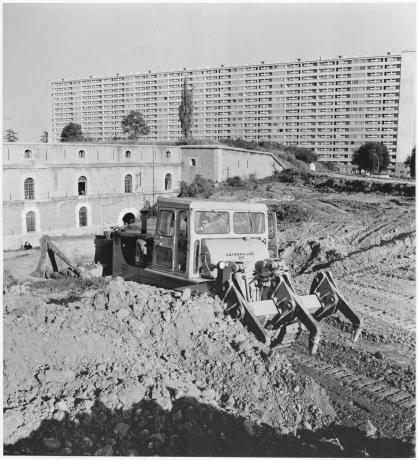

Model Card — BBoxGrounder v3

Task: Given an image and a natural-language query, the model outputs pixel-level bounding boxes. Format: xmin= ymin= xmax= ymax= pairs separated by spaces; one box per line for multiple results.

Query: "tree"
xmin=404 ymin=146 xmax=415 ymax=178
xmin=40 ymin=130 xmax=48 ymax=143
xmin=4 ymin=128 xmax=18 ymax=142
xmin=351 ymin=141 xmax=390 ymax=174
xmin=121 ymin=110 xmax=150 ymax=139
xmin=179 ymin=78 xmax=193 ymax=139
xmin=60 ymin=123 xmax=84 ymax=142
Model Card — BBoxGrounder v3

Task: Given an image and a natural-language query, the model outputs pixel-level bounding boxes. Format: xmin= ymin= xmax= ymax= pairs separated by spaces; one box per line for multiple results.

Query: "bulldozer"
xmin=95 ymin=197 xmax=362 ymax=354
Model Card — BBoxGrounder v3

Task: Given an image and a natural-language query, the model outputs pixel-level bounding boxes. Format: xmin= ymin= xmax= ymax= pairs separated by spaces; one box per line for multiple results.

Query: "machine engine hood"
xmin=202 ymin=238 xmax=269 ymax=265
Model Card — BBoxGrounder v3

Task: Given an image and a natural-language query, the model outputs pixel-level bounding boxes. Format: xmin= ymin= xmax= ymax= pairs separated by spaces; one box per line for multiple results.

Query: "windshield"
xmin=233 ymin=212 xmax=265 ymax=234
xmin=195 ymin=211 xmax=230 ymax=234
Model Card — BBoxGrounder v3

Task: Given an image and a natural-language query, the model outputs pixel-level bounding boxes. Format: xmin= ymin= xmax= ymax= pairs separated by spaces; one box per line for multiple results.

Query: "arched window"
xmin=79 ymin=207 xmax=88 ymax=227
xmin=26 ymin=211 xmax=36 ymax=232
xmin=24 ymin=149 xmax=32 ymax=159
xmin=166 ymin=150 xmax=171 ymax=159
xmin=125 ymin=150 xmax=131 ymax=158
xmin=78 ymin=176 xmax=87 ymax=195
xmin=125 ymin=174 xmax=133 ymax=193
xmin=24 ymin=178 xmax=35 ymax=200
xmin=164 ymin=173 xmax=172 ymax=191
xmin=78 ymin=150 xmax=85 ymax=159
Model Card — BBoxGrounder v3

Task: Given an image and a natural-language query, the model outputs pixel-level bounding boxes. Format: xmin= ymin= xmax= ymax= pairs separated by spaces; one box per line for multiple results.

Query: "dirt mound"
xmin=272 ymin=169 xmax=415 ymax=197
xmin=313 ymin=176 xmax=415 ymax=197
xmin=269 ymin=202 xmax=312 ymax=224
xmin=4 ymin=278 xmax=335 ymax=454
xmin=3 ymin=269 xmax=17 ymax=293
xmin=282 ymin=239 xmax=347 ymax=276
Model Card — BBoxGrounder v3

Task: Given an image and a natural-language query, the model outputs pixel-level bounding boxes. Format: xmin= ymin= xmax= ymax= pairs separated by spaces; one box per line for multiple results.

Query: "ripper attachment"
xmin=216 ymin=261 xmax=361 ymax=354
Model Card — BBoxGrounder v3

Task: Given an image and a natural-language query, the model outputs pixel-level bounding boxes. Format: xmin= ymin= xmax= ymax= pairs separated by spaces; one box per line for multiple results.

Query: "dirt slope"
xmin=213 ymin=180 xmax=416 ymax=445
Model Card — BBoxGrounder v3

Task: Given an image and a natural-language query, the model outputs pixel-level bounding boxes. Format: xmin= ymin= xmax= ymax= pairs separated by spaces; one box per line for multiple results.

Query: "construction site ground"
xmin=3 ymin=176 xmax=416 ymax=457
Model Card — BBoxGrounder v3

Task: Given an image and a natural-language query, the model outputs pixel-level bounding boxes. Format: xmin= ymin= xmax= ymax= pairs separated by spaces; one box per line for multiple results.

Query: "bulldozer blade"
xmin=267 ymin=276 xmax=321 ymax=354
xmin=310 ymin=271 xmax=362 ymax=342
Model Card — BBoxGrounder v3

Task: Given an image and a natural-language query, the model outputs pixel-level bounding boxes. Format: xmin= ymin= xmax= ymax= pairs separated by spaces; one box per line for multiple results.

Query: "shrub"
xmin=175 ymin=137 xmax=218 ymax=146
xmin=269 ymin=202 xmax=310 ymax=223
xmin=226 ymin=175 xmax=244 ymax=187
xmin=179 ymin=175 xmax=215 ymax=198
xmin=275 ymin=169 xmax=302 ymax=184
xmin=317 ymin=161 xmax=336 ymax=172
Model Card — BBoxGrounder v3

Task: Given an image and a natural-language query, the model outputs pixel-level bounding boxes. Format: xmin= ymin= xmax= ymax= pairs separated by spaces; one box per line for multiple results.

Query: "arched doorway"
xmin=122 ymin=212 xmax=136 ymax=224
xmin=117 ymin=208 xmax=139 ymax=226
xmin=78 ymin=176 xmax=87 ymax=195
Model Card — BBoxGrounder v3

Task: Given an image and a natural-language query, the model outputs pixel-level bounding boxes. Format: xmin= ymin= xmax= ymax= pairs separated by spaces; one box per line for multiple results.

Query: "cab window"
xmin=195 ymin=211 xmax=229 ymax=234
xmin=233 ymin=212 xmax=265 ymax=234
xmin=158 ymin=210 xmax=175 ymax=236
xmin=177 ymin=211 xmax=188 ymax=272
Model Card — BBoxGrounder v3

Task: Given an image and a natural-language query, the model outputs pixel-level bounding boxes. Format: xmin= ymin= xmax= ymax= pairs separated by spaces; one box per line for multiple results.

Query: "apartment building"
xmin=50 ymin=51 xmax=415 ymax=172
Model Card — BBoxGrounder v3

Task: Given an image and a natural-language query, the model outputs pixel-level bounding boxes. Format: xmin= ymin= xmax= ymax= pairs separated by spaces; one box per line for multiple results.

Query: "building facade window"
xmin=79 ymin=150 xmax=85 ymax=158
xmin=166 ymin=150 xmax=171 ymax=159
xmin=26 ymin=211 xmax=36 ymax=232
xmin=190 ymin=158 xmax=196 ymax=166
xmin=164 ymin=173 xmax=172 ymax=191
xmin=78 ymin=176 xmax=87 ymax=195
xmin=125 ymin=150 xmax=131 ymax=158
xmin=125 ymin=174 xmax=133 ymax=193
xmin=24 ymin=149 xmax=32 ymax=159
xmin=24 ymin=178 xmax=35 ymax=200
xmin=79 ymin=206 xmax=88 ymax=227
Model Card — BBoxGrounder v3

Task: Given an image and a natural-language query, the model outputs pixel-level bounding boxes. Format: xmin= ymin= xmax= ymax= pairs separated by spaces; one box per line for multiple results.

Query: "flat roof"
xmin=157 ymin=196 xmax=267 ymax=211
xmin=51 ymin=51 xmax=407 ymax=82
xmin=180 ymin=144 xmax=275 ymax=156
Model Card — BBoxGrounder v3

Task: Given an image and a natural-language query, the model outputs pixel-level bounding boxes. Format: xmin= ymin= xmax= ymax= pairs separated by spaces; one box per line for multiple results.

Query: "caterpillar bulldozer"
xmin=95 ymin=197 xmax=362 ymax=354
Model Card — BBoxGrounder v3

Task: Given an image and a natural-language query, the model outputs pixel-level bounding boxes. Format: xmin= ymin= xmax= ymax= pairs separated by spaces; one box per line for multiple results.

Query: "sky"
xmin=3 ymin=2 xmax=416 ymax=142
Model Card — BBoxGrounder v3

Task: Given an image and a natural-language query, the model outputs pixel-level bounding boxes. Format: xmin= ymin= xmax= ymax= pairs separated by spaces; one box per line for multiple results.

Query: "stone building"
xmin=3 ymin=143 xmax=181 ymax=250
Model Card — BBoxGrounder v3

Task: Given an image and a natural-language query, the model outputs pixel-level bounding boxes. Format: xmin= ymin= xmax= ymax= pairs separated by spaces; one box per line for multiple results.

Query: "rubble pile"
xmin=4 ymin=278 xmax=335 ymax=455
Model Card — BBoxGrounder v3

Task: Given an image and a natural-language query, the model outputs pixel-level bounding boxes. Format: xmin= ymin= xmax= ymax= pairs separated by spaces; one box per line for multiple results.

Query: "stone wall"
xmin=180 ymin=145 xmax=283 ymax=183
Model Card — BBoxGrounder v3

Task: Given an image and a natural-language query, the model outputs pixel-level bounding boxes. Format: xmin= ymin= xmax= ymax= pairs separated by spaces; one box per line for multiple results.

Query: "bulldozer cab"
xmin=149 ymin=197 xmax=274 ymax=281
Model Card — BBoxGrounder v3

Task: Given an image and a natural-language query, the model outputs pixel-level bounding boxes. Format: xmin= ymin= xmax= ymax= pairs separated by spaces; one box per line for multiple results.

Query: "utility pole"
xmin=152 ymin=145 xmax=155 ymax=205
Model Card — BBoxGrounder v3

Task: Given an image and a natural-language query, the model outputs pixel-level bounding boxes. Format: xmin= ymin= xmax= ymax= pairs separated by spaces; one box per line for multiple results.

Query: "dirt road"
xmin=3 ymin=178 xmax=415 ymax=456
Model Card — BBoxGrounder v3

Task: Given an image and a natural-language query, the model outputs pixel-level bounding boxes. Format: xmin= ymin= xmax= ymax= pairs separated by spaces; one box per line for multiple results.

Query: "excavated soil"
xmin=4 ymin=278 xmax=339 ymax=456
xmin=3 ymin=178 xmax=416 ymax=457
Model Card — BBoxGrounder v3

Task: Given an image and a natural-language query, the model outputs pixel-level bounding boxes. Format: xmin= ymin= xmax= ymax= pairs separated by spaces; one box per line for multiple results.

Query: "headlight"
xmin=218 ymin=261 xmax=226 ymax=270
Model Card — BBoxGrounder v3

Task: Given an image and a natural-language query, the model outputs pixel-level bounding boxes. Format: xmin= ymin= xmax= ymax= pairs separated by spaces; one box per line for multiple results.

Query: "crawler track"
xmin=284 ymin=349 xmax=415 ymax=410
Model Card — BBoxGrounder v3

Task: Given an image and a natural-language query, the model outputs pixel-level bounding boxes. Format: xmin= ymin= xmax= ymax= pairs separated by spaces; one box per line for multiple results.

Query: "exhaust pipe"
xmin=140 ymin=209 xmax=149 ymax=235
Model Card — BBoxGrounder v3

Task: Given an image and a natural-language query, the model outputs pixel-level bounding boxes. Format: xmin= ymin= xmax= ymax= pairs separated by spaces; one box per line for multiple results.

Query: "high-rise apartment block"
xmin=50 ymin=51 xmax=415 ymax=171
